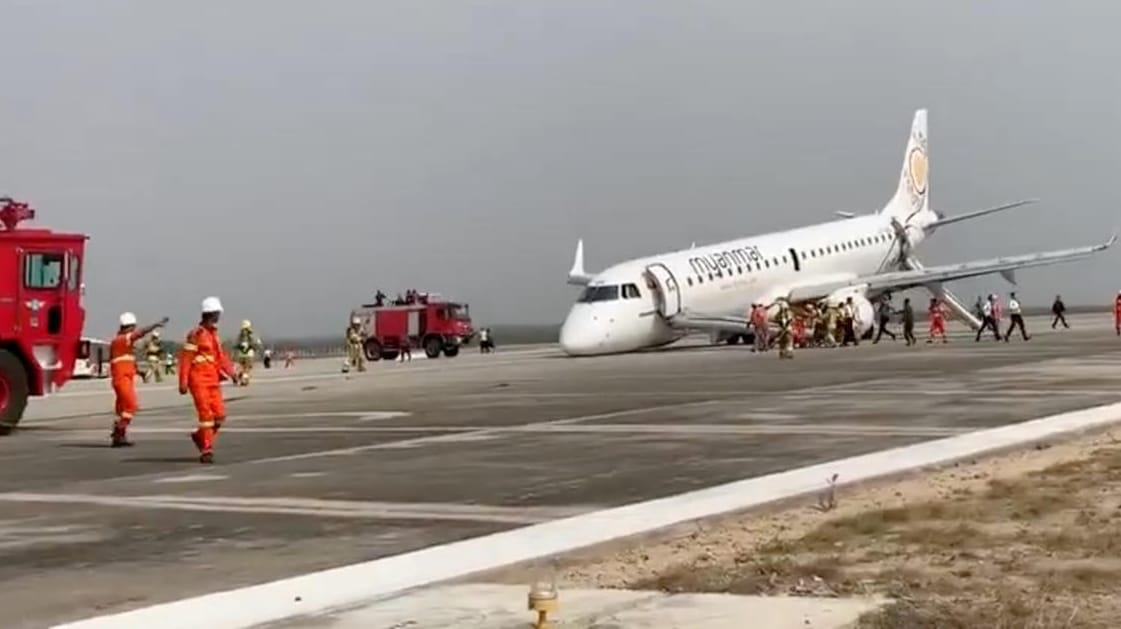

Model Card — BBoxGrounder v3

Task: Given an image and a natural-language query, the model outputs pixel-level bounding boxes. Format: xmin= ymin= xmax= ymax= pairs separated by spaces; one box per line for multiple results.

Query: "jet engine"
xmin=824 ymin=288 xmax=874 ymax=338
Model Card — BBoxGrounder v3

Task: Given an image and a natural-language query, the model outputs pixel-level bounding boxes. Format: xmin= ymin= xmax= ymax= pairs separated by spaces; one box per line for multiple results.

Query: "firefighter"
xmin=163 ymin=352 xmax=175 ymax=376
xmin=775 ymin=301 xmax=795 ymax=359
xmin=1115 ymin=291 xmax=1121 ymax=336
xmin=144 ymin=330 xmax=164 ymax=383
xmin=179 ymin=297 xmax=239 ymax=464
xmin=927 ymin=298 xmax=948 ymax=344
xmin=346 ymin=316 xmax=367 ymax=372
xmin=235 ymin=320 xmax=259 ymax=386
xmin=109 ymin=312 xmax=168 ymax=447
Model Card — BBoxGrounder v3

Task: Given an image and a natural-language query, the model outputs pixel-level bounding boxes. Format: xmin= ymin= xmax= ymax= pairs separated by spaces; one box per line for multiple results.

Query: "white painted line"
xmin=153 ymin=474 xmax=229 ymax=484
xmin=53 ymin=400 xmax=1121 ymax=629
xmin=0 ymin=493 xmax=593 ymax=525
xmin=245 ymin=400 xmax=729 ymax=465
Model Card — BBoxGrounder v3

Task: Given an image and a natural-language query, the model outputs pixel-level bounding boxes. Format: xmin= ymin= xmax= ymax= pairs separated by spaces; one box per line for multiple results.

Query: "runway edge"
xmin=53 ymin=400 xmax=1121 ymax=629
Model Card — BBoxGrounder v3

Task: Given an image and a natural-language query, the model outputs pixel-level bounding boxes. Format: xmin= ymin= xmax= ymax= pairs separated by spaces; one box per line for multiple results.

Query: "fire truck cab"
xmin=352 ymin=294 xmax=474 ymax=361
xmin=0 ymin=198 xmax=88 ymax=433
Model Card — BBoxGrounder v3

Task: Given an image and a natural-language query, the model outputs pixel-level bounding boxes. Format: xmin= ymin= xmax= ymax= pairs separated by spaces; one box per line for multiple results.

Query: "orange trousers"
xmin=190 ymin=384 xmax=226 ymax=453
xmin=112 ymin=377 xmax=138 ymax=429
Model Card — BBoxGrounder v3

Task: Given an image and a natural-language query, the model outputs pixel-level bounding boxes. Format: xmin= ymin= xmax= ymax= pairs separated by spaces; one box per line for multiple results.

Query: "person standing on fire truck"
xmin=109 ymin=313 xmax=168 ymax=447
xmin=179 ymin=297 xmax=238 ymax=464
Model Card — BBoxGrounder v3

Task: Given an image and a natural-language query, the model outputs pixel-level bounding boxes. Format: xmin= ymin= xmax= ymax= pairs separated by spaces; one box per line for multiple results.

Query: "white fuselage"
xmin=559 ymin=212 xmax=930 ymax=356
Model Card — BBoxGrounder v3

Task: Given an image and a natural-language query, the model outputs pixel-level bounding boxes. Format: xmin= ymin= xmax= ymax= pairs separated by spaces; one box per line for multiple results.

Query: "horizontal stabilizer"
xmin=928 ymin=199 xmax=1037 ymax=229
xmin=834 ymin=211 xmax=856 ymax=219
xmin=567 ymin=239 xmax=594 ymax=286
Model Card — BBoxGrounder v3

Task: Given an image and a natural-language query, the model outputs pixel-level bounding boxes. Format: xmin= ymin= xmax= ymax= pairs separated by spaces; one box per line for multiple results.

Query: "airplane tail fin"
xmin=879 ymin=109 xmax=929 ymax=222
xmin=567 ymin=239 xmax=594 ymax=286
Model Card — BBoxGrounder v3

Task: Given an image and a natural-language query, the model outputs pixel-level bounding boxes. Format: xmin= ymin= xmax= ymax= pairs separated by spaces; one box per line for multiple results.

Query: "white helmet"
xmin=201 ymin=296 xmax=223 ymax=313
xmin=152 ymin=329 xmax=160 ymax=337
xmin=119 ymin=312 xmax=137 ymax=327
xmin=351 ymin=316 xmax=361 ymax=325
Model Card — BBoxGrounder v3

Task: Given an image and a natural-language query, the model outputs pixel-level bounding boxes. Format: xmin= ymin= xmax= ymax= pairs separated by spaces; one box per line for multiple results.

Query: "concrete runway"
xmin=3 ymin=314 xmax=1120 ymax=628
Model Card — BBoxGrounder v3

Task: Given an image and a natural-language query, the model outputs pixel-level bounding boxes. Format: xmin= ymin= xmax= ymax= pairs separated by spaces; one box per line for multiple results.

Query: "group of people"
xmin=746 ymin=290 xmax=1076 ymax=359
xmin=371 ymin=288 xmax=429 ymax=307
xmin=109 ymin=297 xmax=242 ymax=464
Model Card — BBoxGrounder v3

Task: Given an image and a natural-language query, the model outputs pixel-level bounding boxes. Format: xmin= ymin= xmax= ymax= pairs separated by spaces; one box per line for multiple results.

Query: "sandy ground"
xmin=493 ymin=425 xmax=1121 ymax=628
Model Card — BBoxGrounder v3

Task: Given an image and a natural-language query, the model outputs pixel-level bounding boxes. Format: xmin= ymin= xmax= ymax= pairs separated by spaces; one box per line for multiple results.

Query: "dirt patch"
xmin=492 ymin=429 xmax=1121 ymax=628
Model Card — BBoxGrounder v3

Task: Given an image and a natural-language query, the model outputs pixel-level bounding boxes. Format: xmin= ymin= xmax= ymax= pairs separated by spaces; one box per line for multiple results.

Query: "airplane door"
xmin=643 ymin=263 xmax=681 ymax=319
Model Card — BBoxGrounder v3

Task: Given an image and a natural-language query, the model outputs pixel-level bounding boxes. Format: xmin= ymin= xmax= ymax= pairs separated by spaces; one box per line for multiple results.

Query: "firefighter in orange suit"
xmin=179 ymin=296 xmax=238 ymax=464
xmin=109 ymin=312 xmax=168 ymax=447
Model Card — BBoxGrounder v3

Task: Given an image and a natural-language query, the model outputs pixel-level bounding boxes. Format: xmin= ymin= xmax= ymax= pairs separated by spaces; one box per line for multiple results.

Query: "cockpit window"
xmin=578 ymin=285 xmax=620 ymax=302
xmin=622 ymin=283 xmax=641 ymax=299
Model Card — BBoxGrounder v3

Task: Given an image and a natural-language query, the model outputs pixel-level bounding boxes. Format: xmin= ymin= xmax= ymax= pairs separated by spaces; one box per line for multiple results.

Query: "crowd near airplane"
xmin=559 ymin=109 xmax=1114 ymax=356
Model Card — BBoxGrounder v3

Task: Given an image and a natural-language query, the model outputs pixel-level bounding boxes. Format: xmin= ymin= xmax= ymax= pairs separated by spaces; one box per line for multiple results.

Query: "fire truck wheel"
xmin=364 ymin=340 xmax=382 ymax=362
xmin=423 ymin=336 xmax=443 ymax=359
xmin=0 ymin=349 xmax=30 ymax=435
xmin=443 ymin=345 xmax=459 ymax=357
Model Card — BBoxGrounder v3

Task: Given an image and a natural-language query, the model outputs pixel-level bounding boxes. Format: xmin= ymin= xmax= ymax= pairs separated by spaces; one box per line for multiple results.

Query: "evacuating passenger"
xmin=109 ymin=313 xmax=168 ymax=447
xmin=841 ymin=297 xmax=857 ymax=346
xmin=975 ymin=294 xmax=1001 ymax=342
xmin=1004 ymin=291 xmax=1030 ymax=342
xmin=179 ymin=297 xmax=238 ymax=464
xmin=1052 ymin=295 xmax=1069 ymax=329
xmin=750 ymin=304 xmax=768 ymax=352
xmin=901 ymin=298 xmax=916 ymax=346
xmin=873 ymin=295 xmax=897 ymax=343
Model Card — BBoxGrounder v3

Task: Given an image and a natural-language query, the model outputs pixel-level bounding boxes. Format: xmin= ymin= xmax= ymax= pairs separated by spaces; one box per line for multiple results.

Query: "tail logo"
xmin=908 ymin=146 xmax=928 ymax=195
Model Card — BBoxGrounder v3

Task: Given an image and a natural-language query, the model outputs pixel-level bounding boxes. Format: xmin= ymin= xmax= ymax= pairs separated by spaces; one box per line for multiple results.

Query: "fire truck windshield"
xmin=446 ymin=305 xmax=469 ymax=319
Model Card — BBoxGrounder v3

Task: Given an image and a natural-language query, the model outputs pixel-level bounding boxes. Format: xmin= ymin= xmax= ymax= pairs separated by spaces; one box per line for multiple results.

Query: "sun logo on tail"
xmin=904 ymin=132 xmax=928 ymax=211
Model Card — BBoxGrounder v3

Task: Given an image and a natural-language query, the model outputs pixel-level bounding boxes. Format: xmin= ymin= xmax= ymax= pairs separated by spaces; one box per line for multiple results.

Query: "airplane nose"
xmin=559 ymin=307 xmax=603 ymax=356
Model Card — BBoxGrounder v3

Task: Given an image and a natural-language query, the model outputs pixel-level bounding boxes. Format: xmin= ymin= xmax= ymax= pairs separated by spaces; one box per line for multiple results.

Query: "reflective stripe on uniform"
xmin=193 ymin=355 xmax=215 ymax=364
xmin=197 ymin=421 xmax=215 ymax=428
xmin=110 ymin=355 xmax=135 ymax=363
xmin=182 ymin=343 xmax=198 ymax=351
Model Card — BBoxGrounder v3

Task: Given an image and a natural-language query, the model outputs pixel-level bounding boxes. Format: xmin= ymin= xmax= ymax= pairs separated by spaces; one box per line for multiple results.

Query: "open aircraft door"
xmin=643 ymin=263 xmax=682 ymax=319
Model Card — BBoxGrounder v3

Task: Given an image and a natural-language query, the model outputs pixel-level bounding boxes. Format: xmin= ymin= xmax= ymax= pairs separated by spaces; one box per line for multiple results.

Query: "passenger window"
xmin=764 ymin=260 xmax=770 ymax=269
xmin=24 ymin=252 xmax=64 ymax=289
xmin=686 ymin=277 xmax=693 ymax=286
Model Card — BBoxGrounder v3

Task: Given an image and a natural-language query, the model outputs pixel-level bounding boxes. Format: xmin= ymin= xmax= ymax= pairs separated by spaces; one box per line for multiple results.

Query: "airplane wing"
xmin=787 ymin=235 xmax=1116 ymax=303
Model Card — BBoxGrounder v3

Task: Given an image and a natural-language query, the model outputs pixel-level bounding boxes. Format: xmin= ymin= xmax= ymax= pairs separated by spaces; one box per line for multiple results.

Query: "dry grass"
xmin=500 ymin=431 xmax=1121 ymax=628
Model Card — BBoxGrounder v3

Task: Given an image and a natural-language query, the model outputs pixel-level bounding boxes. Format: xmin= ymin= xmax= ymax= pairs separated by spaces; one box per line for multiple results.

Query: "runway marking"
xmin=244 ymin=400 xmax=732 ymax=465
xmin=518 ymin=423 xmax=969 ymax=438
xmin=45 ymin=422 xmax=965 ymax=440
xmin=153 ymin=474 xmax=230 ymax=484
xmin=0 ymin=493 xmax=595 ymax=525
xmin=289 ymin=472 xmax=326 ymax=478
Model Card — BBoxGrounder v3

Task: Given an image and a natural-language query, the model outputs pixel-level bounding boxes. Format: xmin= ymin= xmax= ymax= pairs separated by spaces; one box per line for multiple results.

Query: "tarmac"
xmin=3 ymin=313 xmax=1120 ymax=628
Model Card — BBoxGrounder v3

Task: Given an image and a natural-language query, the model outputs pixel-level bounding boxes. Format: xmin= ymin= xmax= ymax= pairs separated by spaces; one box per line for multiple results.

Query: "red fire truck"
xmin=352 ymin=294 xmax=474 ymax=361
xmin=0 ymin=198 xmax=88 ymax=433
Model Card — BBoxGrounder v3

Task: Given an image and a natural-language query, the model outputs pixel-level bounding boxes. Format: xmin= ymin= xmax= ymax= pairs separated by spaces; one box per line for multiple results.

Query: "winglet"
xmin=567 ymin=239 xmax=594 ymax=286
xmin=1107 ymin=231 xmax=1119 ymax=248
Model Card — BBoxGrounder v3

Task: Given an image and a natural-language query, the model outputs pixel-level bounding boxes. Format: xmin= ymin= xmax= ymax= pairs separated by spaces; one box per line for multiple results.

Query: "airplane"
xmin=558 ymin=109 xmax=1116 ymax=356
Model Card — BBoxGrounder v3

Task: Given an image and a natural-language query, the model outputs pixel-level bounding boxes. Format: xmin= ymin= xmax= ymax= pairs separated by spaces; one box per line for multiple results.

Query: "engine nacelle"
xmin=824 ymin=288 xmax=874 ymax=337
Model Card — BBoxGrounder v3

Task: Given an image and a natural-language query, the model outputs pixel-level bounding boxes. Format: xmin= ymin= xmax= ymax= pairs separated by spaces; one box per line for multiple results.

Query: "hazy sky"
xmin=3 ymin=1 xmax=1119 ymax=337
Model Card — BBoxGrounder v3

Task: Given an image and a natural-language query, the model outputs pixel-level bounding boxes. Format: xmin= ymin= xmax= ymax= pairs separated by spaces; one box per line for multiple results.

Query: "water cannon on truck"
xmin=0 ymin=197 xmax=88 ymax=433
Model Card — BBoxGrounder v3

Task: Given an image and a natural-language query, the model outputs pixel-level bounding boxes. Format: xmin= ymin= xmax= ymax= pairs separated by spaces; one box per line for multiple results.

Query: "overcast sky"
xmin=3 ymin=1 xmax=1119 ymax=337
